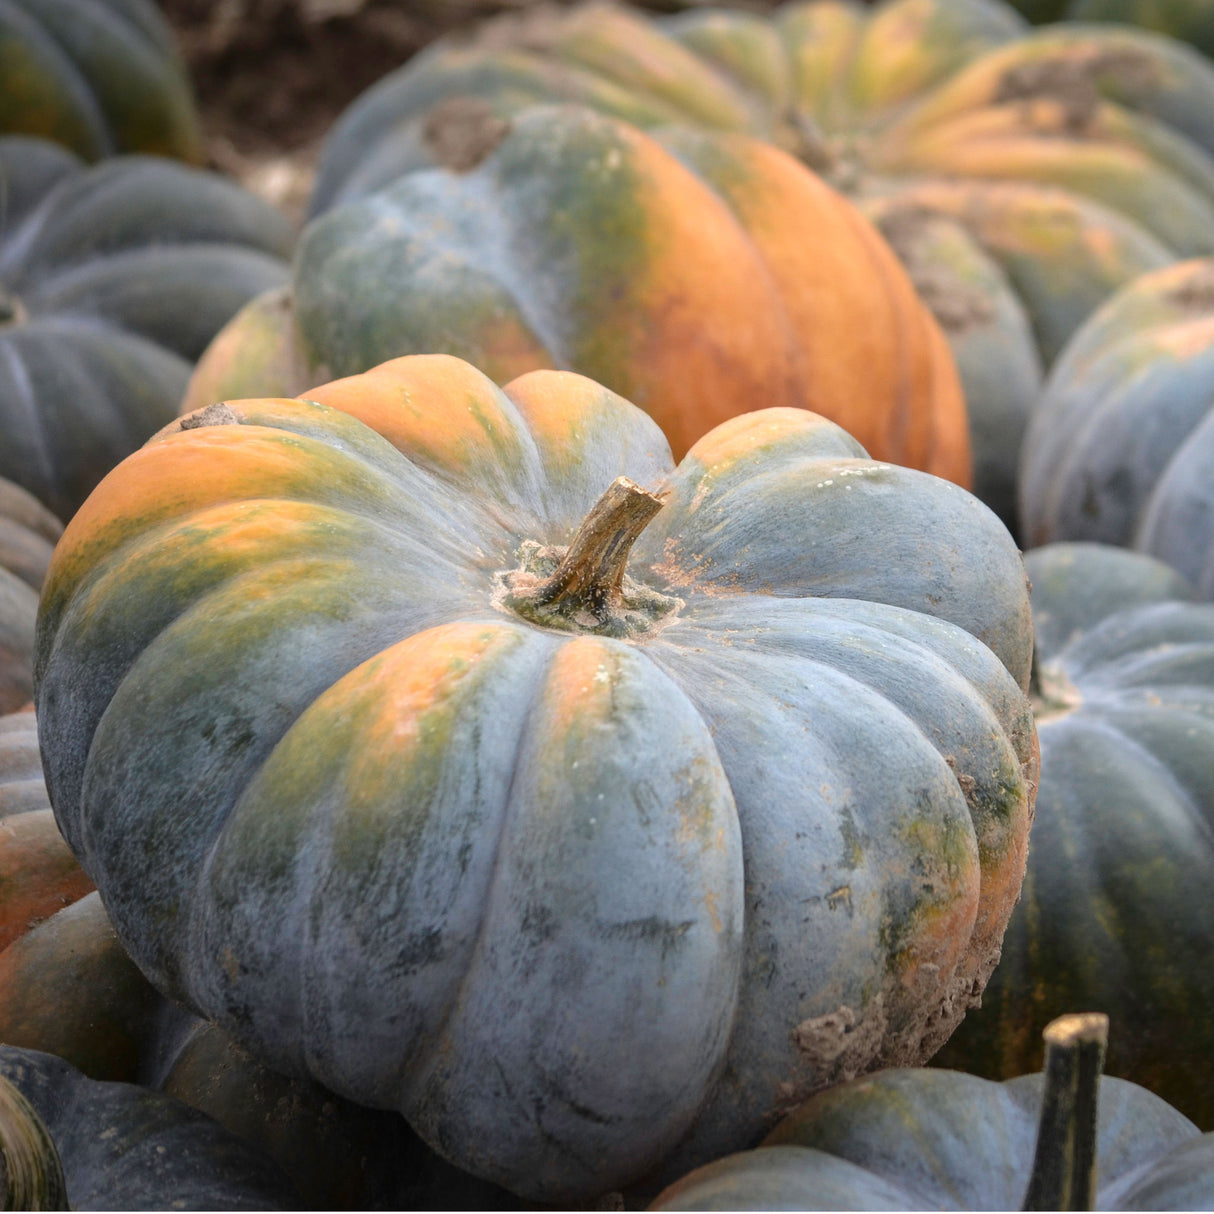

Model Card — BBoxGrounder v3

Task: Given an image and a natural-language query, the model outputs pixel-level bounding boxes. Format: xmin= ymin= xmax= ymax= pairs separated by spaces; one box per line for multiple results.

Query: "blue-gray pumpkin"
xmin=934 ymin=542 xmax=1214 ymax=1131
xmin=1020 ymin=257 xmax=1214 ymax=595
xmin=652 ymin=1014 xmax=1214 ymax=1210
xmin=34 ymin=355 xmax=1037 ymax=1203
xmin=0 ymin=136 xmax=292 ymax=521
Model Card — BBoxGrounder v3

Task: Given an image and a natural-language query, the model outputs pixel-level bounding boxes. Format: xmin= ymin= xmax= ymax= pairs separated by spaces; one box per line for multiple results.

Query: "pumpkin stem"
xmin=533 ymin=477 xmax=666 ymax=618
xmin=495 ymin=476 xmax=679 ymax=639
xmin=1021 ymin=1012 xmax=1108 ymax=1212
xmin=0 ymin=1073 xmax=70 ymax=1210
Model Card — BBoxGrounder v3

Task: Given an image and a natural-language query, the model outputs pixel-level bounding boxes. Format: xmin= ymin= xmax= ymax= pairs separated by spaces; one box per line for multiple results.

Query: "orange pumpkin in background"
xmin=187 ymin=104 xmax=971 ymax=484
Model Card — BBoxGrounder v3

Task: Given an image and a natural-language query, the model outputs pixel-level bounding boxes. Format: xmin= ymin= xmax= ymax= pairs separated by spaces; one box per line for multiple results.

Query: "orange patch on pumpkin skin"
xmin=340 ymin=621 xmax=516 ymax=747
xmin=303 ymin=354 xmax=527 ymax=478
xmin=1152 ymin=316 xmax=1214 ymax=359
xmin=538 ymin=637 xmax=619 ymax=734
xmin=553 ymin=122 xmax=807 ymax=460
xmin=684 ymin=134 xmax=968 ymax=485
xmin=503 ymin=371 xmax=626 ymax=469
xmin=49 ymin=425 xmax=329 ymax=592
xmin=681 ymin=407 xmax=836 ymax=472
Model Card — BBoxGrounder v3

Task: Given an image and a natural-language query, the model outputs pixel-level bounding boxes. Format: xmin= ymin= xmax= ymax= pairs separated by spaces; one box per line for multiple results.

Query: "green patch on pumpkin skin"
xmin=491 ymin=110 xmax=653 ymax=383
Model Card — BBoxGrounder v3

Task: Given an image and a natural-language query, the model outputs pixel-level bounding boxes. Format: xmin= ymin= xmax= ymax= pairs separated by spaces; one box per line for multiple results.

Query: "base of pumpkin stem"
xmin=493 ymin=477 xmax=681 ymax=639
xmin=495 ymin=539 xmax=680 ymax=639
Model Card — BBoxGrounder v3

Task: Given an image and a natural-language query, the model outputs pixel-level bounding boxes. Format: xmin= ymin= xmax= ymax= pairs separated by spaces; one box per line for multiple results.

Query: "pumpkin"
xmin=0 ymin=135 xmax=293 ymax=521
xmin=1019 ymin=257 xmax=1214 ymax=594
xmin=0 ymin=482 xmax=60 ymax=715
xmin=0 ymin=0 xmax=204 ymax=163
xmin=186 ymin=103 xmax=970 ymax=481
xmin=651 ymin=1013 xmax=1214 ymax=1210
xmin=287 ymin=0 xmax=1214 ymax=529
xmin=0 ymin=1044 xmax=301 ymax=1210
xmin=1 ymin=708 xmax=94 ymax=954
xmin=0 ymin=476 xmax=61 ymax=594
xmin=0 ymin=570 xmax=36 ymax=713
xmin=36 ymin=354 xmax=1037 ymax=1202
xmin=0 ymin=890 xmax=517 ymax=1211
xmin=933 ymin=542 xmax=1214 ymax=1131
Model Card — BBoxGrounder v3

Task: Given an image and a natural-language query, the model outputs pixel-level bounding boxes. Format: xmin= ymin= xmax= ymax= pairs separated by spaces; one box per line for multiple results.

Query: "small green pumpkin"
xmin=934 ymin=542 xmax=1214 ymax=1130
xmin=652 ymin=1014 xmax=1214 ymax=1210
xmin=0 ymin=136 xmax=292 ymax=520
xmin=36 ymin=355 xmax=1037 ymax=1203
xmin=0 ymin=0 xmax=204 ymax=162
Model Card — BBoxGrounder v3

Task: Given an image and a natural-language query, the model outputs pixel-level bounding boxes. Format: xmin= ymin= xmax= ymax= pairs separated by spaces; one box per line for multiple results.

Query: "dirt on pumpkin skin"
xmin=157 ymin=0 xmax=777 ymax=224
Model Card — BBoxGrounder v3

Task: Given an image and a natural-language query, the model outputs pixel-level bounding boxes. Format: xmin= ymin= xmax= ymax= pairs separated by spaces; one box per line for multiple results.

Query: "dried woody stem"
xmin=533 ymin=477 xmax=667 ymax=622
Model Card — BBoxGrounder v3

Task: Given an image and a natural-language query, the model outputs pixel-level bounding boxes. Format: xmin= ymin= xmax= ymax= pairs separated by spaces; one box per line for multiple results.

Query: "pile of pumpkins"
xmin=2 ymin=0 xmax=1214 ymax=1208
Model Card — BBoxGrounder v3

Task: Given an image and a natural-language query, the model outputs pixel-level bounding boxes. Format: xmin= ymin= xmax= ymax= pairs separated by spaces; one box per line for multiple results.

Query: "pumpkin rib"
xmin=636 ymin=631 xmax=1004 ymax=1174
xmin=182 ymin=619 xmax=559 ymax=1091
xmin=1057 ymin=601 xmax=1214 ymax=677
xmin=0 ymin=338 xmax=59 ymax=500
xmin=1045 ymin=711 xmax=1209 ymax=823
xmin=391 ymin=633 xmax=744 ymax=1196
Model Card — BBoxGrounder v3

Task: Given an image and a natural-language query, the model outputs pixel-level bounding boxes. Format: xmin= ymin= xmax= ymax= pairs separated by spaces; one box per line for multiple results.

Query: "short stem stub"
xmin=535 ymin=477 xmax=666 ymax=618
xmin=495 ymin=477 xmax=680 ymax=639
xmin=1022 ymin=1012 xmax=1109 ymax=1212
xmin=0 ymin=1073 xmax=70 ymax=1210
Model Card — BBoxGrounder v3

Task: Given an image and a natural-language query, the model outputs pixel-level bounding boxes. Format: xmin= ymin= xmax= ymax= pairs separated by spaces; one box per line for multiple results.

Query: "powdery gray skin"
xmin=35 ymin=382 xmax=1036 ymax=1205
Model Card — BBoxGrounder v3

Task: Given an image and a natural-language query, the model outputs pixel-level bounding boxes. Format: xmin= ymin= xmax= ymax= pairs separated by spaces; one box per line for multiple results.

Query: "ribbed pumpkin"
xmin=186 ymin=103 xmax=970 ymax=481
xmin=0 ymin=136 xmax=293 ymax=521
xmin=652 ymin=1014 xmax=1214 ymax=1210
xmin=1020 ymin=257 xmax=1214 ymax=594
xmin=295 ymin=0 xmax=1214 ymax=529
xmin=36 ymin=354 xmax=1036 ymax=1203
xmin=0 ymin=1045 xmax=301 ymax=1210
xmin=934 ymin=542 xmax=1214 ymax=1130
xmin=0 ymin=0 xmax=204 ymax=162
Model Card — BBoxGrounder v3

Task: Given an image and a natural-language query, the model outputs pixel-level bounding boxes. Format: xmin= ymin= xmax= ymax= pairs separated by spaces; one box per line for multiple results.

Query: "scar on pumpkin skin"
xmin=158 ymin=402 xmax=243 ymax=441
